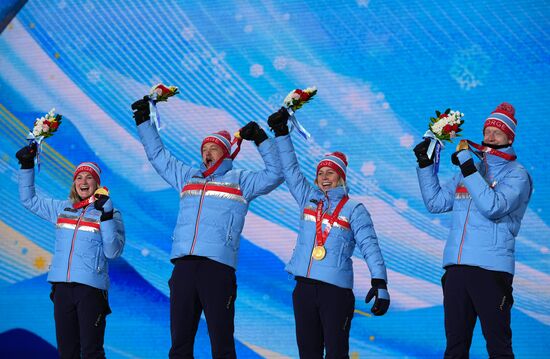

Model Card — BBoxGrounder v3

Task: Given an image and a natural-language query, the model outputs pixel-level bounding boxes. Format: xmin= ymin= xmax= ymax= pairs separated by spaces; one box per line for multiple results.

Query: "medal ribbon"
xmin=73 ymin=196 xmax=95 ymax=209
xmin=315 ymin=196 xmax=349 ymax=247
xmin=466 ymin=141 xmax=516 ymax=161
xmin=201 ymin=137 xmax=242 ymax=178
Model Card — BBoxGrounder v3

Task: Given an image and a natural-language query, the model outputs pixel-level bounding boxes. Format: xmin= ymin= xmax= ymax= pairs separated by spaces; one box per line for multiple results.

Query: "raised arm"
xmin=133 ymin=97 xmax=194 ymax=190
xmin=416 ymin=166 xmax=461 ymax=214
xmin=274 ymin=135 xmax=316 ymax=208
xmin=16 ymin=145 xmax=66 ymax=223
xmin=454 ymin=150 xmax=532 ymax=219
xmin=413 ymin=139 xmax=458 ymax=213
xmin=94 ymin=196 xmax=125 ymax=259
xmin=237 ymin=122 xmax=284 ymax=202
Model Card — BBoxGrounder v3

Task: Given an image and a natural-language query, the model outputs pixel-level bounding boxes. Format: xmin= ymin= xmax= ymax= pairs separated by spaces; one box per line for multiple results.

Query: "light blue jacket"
xmin=416 ymin=146 xmax=532 ymax=274
xmin=275 ymin=135 xmax=387 ymax=289
xmin=19 ymin=169 xmax=125 ymax=290
xmin=137 ymin=121 xmax=283 ymax=269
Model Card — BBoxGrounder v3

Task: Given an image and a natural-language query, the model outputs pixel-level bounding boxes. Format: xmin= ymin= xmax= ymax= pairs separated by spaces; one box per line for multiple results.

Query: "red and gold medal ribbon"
xmin=466 ymin=140 xmax=516 ymax=161
xmin=202 ymin=137 xmax=242 ymax=178
xmin=315 ymin=196 xmax=349 ymax=248
xmin=73 ymin=196 xmax=94 ymax=209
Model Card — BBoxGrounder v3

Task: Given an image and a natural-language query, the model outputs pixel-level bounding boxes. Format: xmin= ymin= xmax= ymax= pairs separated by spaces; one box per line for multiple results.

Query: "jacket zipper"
xmin=457 ymin=200 xmax=472 ymax=264
xmin=67 ymin=206 xmax=88 ymax=281
xmin=306 ymin=195 xmax=330 ymax=277
xmin=190 ymin=181 xmax=208 ymax=255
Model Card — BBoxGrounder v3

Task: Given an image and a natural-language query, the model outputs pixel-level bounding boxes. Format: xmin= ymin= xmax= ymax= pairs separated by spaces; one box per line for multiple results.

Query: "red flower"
xmin=44 ymin=120 xmax=50 ymax=126
xmin=443 ymin=124 xmax=452 ymax=133
xmin=439 ymin=113 xmax=448 ymax=119
xmin=452 ymin=124 xmax=459 ymax=132
xmin=50 ymin=122 xmax=59 ymax=130
xmin=300 ymin=92 xmax=310 ymax=101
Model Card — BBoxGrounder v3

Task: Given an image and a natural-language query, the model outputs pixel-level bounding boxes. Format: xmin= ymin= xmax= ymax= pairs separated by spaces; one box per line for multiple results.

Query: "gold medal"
xmin=312 ymin=246 xmax=326 ymax=260
xmin=94 ymin=187 xmax=110 ymax=197
xmin=456 ymin=139 xmax=469 ymax=152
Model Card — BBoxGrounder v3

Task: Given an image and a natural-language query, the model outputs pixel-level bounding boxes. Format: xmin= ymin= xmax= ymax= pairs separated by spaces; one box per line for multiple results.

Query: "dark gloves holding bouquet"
xmin=131 ymin=96 xmax=151 ymax=126
xmin=365 ymin=278 xmax=390 ymax=316
xmin=413 ymin=139 xmax=434 ymax=169
xmin=15 ymin=143 xmax=38 ymax=169
xmin=239 ymin=121 xmax=268 ymax=146
xmin=267 ymin=107 xmax=290 ymax=137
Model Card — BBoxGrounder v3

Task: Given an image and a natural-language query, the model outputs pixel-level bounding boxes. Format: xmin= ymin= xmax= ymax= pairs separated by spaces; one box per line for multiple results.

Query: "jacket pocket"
xmin=225 ymin=215 xmax=234 ymax=248
xmin=492 ymin=221 xmax=499 ymax=247
xmin=94 ymin=246 xmax=101 ymax=273
xmin=493 ymin=271 xmax=514 ymax=309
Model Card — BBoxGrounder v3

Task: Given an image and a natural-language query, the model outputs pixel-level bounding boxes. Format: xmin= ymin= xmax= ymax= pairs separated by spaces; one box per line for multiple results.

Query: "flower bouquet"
xmin=283 ymin=87 xmax=317 ymax=140
xmin=423 ymin=108 xmax=464 ymax=173
xmin=26 ymin=108 xmax=63 ymax=172
xmin=148 ymin=83 xmax=179 ymax=130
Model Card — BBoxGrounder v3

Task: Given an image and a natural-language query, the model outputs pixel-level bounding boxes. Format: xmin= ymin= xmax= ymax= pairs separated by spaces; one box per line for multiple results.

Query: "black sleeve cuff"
xmin=272 ymin=124 xmax=289 ymax=137
xmin=100 ymin=211 xmax=114 ymax=222
xmin=253 ymin=129 xmax=269 ymax=146
xmin=459 ymin=159 xmax=477 ymax=177
xmin=20 ymin=161 xmax=35 ymax=169
xmin=371 ymin=278 xmax=387 ymax=289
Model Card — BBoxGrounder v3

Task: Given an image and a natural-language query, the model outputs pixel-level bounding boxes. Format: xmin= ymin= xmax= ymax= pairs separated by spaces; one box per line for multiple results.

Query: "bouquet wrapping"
xmin=283 ymin=87 xmax=317 ymax=140
xmin=423 ymin=108 xmax=464 ymax=173
xmin=148 ymin=83 xmax=179 ymax=130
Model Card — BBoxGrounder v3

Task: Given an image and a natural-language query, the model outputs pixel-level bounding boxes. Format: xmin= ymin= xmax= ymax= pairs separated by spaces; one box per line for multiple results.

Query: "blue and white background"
xmin=1 ymin=0 xmax=549 ymax=357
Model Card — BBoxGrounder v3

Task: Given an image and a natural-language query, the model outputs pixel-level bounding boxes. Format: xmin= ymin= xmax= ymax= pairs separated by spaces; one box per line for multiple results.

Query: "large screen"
xmin=1 ymin=1 xmax=548 ymax=357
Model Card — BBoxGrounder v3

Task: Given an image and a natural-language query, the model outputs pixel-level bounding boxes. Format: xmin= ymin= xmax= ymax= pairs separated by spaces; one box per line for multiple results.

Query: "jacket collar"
xmin=483 ymin=146 xmax=516 ymax=166
xmin=200 ymin=158 xmax=233 ymax=178
xmin=320 ymin=185 xmax=348 ymax=203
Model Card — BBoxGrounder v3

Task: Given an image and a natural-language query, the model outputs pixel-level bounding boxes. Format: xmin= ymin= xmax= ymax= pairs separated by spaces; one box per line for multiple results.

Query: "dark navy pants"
xmin=51 ymin=282 xmax=111 ymax=359
xmin=292 ymin=277 xmax=355 ymax=359
xmin=169 ymin=256 xmax=237 ymax=359
xmin=442 ymin=265 xmax=514 ymax=359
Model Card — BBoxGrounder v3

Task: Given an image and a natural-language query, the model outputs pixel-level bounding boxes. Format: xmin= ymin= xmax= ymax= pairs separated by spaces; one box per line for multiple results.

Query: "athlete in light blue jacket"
xmin=414 ymin=102 xmax=532 ymax=358
xmin=16 ymin=145 xmax=125 ymax=359
xmin=268 ymin=108 xmax=389 ymax=358
xmin=131 ymin=97 xmax=283 ymax=358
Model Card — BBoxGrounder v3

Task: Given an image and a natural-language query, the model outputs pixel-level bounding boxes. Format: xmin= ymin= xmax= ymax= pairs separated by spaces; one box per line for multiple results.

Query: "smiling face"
xmin=484 ymin=126 xmax=511 ymax=146
xmin=202 ymin=142 xmax=225 ymax=168
xmin=74 ymin=171 xmax=98 ymax=200
xmin=316 ymin=166 xmax=342 ymax=192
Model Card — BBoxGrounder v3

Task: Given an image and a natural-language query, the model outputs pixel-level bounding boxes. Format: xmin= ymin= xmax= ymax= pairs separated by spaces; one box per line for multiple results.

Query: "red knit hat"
xmin=73 ymin=162 xmax=101 ymax=185
xmin=201 ymin=130 xmax=232 ymax=157
xmin=317 ymin=152 xmax=348 ymax=181
xmin=484 ymin=102 xmax=517 ymax=143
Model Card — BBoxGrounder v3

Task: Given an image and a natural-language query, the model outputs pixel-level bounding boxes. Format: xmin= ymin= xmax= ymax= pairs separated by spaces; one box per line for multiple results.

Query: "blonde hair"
xmin=69 ymin=182 xmax=98 ymax=204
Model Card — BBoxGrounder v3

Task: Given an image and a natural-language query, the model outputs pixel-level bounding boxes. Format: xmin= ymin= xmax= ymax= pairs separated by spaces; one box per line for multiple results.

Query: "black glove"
xmin=94 ymin=194 xmax=114 ymax=221
xmin=451 ymin=150 xmax=477 ymax=177
xmin=267 ymin=107 xmax=290 ymax=137
xmin=365 ymin=279 xmax=390 ymax=316
xmin=239 ymin=121 xmax=268 ymax=146
xmin=413 ymin=139 xmax=434 ymax=168
xmin=131 ymin=96 xmax=151 ymax=126
xmin=15 ymin=143 xmax=38 ymax=169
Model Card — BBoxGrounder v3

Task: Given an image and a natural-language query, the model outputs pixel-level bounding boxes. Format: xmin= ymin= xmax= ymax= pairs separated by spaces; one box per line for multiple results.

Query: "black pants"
xmin=51 ymin=282 xmax=111 ymax=359
xmin=169 ymin=256 xmax=237 ymax=359
xmin=292 ymin=278 xmax=355 ymax=359
xmin=442 ymin=265 xmax=514 ymax=359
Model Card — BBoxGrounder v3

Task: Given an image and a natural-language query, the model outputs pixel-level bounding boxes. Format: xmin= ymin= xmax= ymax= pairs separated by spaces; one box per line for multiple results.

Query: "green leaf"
xmin=435 ymin=110 xmax=441 ymax=117
xmin=444 ymin=108 xmax=450 ymax=114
